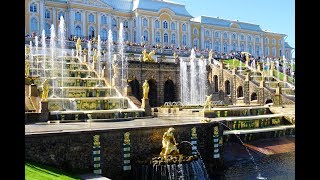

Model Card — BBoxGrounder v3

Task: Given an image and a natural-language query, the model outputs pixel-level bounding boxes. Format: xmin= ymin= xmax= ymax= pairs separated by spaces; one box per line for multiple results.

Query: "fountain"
xmin=107 ymin=30 xmax=113 ymax=96
xmin=29 ymin=41 xmax=33 ymax=76
xmin=58 ymin=16 xmax=66 ymax=108
xmin=41 ymin=29 xmax=46 ymax=78
xmin=118 ymin=22 xmax=127 ymax=96
xmin=87 ymin=40 xmax=91 ymax=64
xmin=35 ymin=36 xmax=39 ymax=76
xmin=180 ymin=49 xmax=207 ymax=105
xmin=282 ymin=55 xmax=286 ymax=78
xmin=135 ymin=127 xmax=209 ymax=179
xmin=97 ymin=35 xmax=102 ymax=86
xmin=49 ymin=24 xmax=56 ymax=97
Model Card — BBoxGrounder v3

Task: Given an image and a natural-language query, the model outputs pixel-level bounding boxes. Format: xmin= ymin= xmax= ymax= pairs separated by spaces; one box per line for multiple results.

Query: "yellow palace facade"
xmin=25 ymin=0 xmax=294 ymax=59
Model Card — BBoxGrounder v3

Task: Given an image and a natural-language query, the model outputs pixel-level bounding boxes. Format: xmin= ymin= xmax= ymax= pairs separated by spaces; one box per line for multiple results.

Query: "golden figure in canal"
xmin=142 ymin=80 xmax=149 ymax=99
xmin=160 ymin=127 xmax=180 ymax=157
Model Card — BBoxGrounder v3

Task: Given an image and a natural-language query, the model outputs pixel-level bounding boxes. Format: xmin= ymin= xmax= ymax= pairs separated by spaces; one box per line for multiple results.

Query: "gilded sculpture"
xmin=124 ymin=132 xmax=130 ymax=145
xmin=208 ymin=50 xmax=213 ymax=60
xmin=142 ymin=49 xmax=156 ymax=62
xmin=76 ymin=38 xmax=82 ymax=54
xmin=160 ymin=127 xmax=180 ymax=157
xmin=25 ymin=61 xmax=30 ymax=76
xmin=203 ymin=94 xmax=213 ymax=110
xmin=93 ymin=49 xmax=99 ymax=62
xmin=41 ymin=79 xmax=50 ymax=101
xmin=142 ymin=80 xmax=149 ymax=99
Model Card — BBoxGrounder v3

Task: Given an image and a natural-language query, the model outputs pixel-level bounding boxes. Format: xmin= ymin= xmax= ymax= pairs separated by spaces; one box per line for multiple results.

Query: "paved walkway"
xmin=78 ymin=173 xmax=111 ymax=180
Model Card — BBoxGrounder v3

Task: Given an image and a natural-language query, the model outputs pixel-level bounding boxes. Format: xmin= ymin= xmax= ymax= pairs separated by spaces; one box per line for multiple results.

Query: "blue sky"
xmin=173 ymin=0 xmax=295 ymax=57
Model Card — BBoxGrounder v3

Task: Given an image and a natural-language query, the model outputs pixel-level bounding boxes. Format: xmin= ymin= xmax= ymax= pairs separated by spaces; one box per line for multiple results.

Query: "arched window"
xmin=214 ymin=75 xmax=218 ymax=92
xmin=265 ymin=47 xmax=270 ymax=56
xmin=101 ymin=15 xmax=107 ymax=24
xmin=205 ymin=30 xmax=210 ymax=37
xmin=171 ymin=34 xmax=176 ymax=44
xmin=205 ymin=41 xmax=211 ymax=49
xmin=182 ymin=24 xmax=186 ymax=31
xmin=237 ymin=86 xmax=243 ymax=98
xmin=223 ymin=32 xmax=228 ymax=39
xmin=30 ymin=3 xmax=37 ymax=12
xmin=133 ymin=19 xmax=136 ymax=28
xmin=240 ymin=44 xmax=245 ymax=52
xmin=193 ymin=28 xmax=198 ymax=35
xmin=232 ymin=43 xmax=236 ymax=51
xmin=225 ymin=80 xmax=231 ymax=95
xmin=251 ymin=93 xmax=257 ymax=101
xmin=75 ymin=26 xmax=81 ymax=37
xmin=101 ymin=29 xmax=107 ymax=40
xmin=279 ymin=39 xmax=282 ymax=45
xmin=193 ymin=39 xmax=198 ymax=48
xmin=88 ymin=13 xmax=94 ymax=23
xmin=182 ymin=35 xmax=187 ymax=46
xmin=124 ymin=32 xmax=129 ymax=41
xmin=223 ymin=43 xmax=228 ymax=52
xmin=164 ymin=80 xmax=175 ymax=102
xmin=143 ymin=18 xmax=148 ymax=27
xmin=232 ymin=33 xmax=236 ymax=40
xmin=163 ymin=21 xmax=168 ymax=29
xmin=214 ymin=32 xmax=219 ymax=38
xmin=255 ymin=37 xmax=260 ymax=43
xmin=143 ymin=30 xmax=148 ymax=41
xmin=285 ymin=51 xmax=289 ymax=59
xmin=31 ymin=18 xmax=38 ymax=33
xmin=89 ymin=26 xmax=95 ymax=39
xmin=45 ymin=23 xmax=50 ymax=36
xmin=133 ymin=31 xmax=136 ymax=42
xmin=214 ymin=41 xmax=219 ymax=51
xmin=247 ymin=35 xmax=252 ymax=42
xmin=171 ymin=22 xmax=175 ymax=30
xmin=248 ymin=44 xmax=252 ymax=54
xmin=155 ymin=32 xmax=160 ymax=42
xmin=279 ymin=49 xmax=282 ymax=57
xmin=155 ymin=20 xmax=160 ymax=28
xmin=164 ymin=33 xmax=169 ymax=43
xmin=241 ymin=34 xmax=244 ymax=40
xmin=112 ymin=18 xmax=117 ymax=27
xmin=123 ymin=21 xmax=129 ymax=28
xmin=113 ymin=30 xmax=117 ymax=41
xmin=45 ymin=9 xmax=50 ymax=19
xmin=272 ymin=38 xmax=276 ymax=45
xmin=75 ymin=12 xmax=81 ymax=21
xmin=58 ymin=12 xmax=65 ymax=20
xmin=265 ymin=37 xmax=269 ymax=44
xmin=256 ymin=45 xmax=260 ymax=56
xmin=272 ymin=47 xmax=276 ymax=57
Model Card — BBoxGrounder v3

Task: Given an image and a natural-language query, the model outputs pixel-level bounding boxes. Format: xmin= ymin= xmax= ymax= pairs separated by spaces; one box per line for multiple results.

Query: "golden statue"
xmin=41 ymin=79 xmax=50 ymax=101
xmin=25 ymin=61 xmax=30 ymax=76
xmin=83 ymin=48 xmax=88 ymax=55
xmin=203 ymin=94 xmax=213 ymax=110
xmin=160 ymin=127 xmax=180 ymax=157
xmin=142 ymin=80 xmax=149 ymax=99
xmin=245 ymin=53 xmax=249 ymax=62
xmin=173 ymin=52 xmax=179 ymax=59
xmin=147 ymin=50 xmax=156 ymax=62
xmin=25 ymin=45 xmax=30 ymax=55
xmin=142 ymin=49 xmax=149 ymax=62
xmin=209 ymin=50 xmax=213 ymax=60
xmin=93 ymin=49 xmax=99 ymax=62
xmin=124 ymin=132 xmax=130 ymax=145
xmin=76 ymin=38 xmax=82 ymax=54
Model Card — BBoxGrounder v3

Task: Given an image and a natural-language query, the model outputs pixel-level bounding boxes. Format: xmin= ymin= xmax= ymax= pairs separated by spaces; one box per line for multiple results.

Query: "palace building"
xmin=25 ymin=0 xmax=294 ymax=59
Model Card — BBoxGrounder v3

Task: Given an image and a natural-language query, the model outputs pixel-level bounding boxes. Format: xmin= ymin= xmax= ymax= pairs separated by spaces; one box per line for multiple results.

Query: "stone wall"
xmin=25 ymin=123 xmax=223 ymax=180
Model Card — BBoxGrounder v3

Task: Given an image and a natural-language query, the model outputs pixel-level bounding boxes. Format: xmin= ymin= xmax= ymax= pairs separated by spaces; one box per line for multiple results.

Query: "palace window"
xmin=182 ymin=35 xmax=187 ymax=45
xmin=75 ymin=26 xmax=81 ymax=37
xmin=247 ymin=35 xmax=252 ymax=42
xmin=143 ymin=30 xmax=148 ymax=41
xmin=240 ymin=44 xmax=245 ymax=51
xmin=171 ymin=22 xmax=176 ymax=30
xmin=214 ymin=32 xmax=219 ymax=38
xmin=164 ymin=33 xmax=168 ymax=43
xmin=31 ymin=18 xmax=38 ymax=33
xmin=193 ymin=28 xmax=198 ymax=35
xmin=214 ymin=41 xmax=219 ymax=51
xmin=256 ymin=45 xmax=260 ymax=56
xmin=155 ymin=32 xmax=160 ymax=42
xmin=279 ymin=49 xmax=282 ymax=57
xmin=232 ymin=33 xmax=236 ymax=40
xmin=101 ymin=29 xmax=107 ymax=40
xmin=163 ymin=21 xmax=168 ymax=29
xmin=89 ymin=26 xmax=95 ymax=39
xmin=101 ymin=15 xmax=107 ymax=24
xmin=182 ymin=24 xmax=186 ymax=31
xmin=113 ymin=31 xmax=117 ymax=41
xmin=240 ymin=34 xmax=244 ymax=40
xmin=278 ymin=39 xmax=282 ymax=45
xmin=88 ymin=13 xmax=94 ymax=23
xmin=272 ymin=47 xmax=276 ymax=57
xmin=248 ymin=44 xmax=252 ymax=54
xmin=123 ymin=21 xmax=129 ymax=28
xmin=272 ymin=38 xmax=276 ymax=45
xmin=124 ymin=32 xmax=129 ymax=41
xmin=265 ymin=47 xmax=270 ymax=56
xmin=155 ymin=20 xmax=160 ymax=28
xmin=133 ymin=31 xmax=136 ymax=42
xmin=58 ymin=12 xmax=65 ymax=20
xmin=45 ymin=23 xmax=50 ymax=36
xmin=232 ymin=43 xmax=236 ymax=51
xmin=112 ymin=18 xmax=117 ymax=27
xmin=75 ymin=12 xmax=81 ymax=21
xmin=223 ymin=43 xmax=228 ymax=52
xmin=193 ymin=39 xmax=199 ymax=48
xmin=255 ymin=37 xmax=260 ymax=43
xmin=133 ymin=19 xmax=136 ymax=28
xmin=45 ymin=9 xmax=50 ymax=19
xmin=205 ymin=41 xmax=211 ymax=49
xmin=205 ymin=30 xmax=210 ymax=37
xmin=30 ymin=3 xmax=37 ymax=13
xmin=223 ymin=32 xmax=228 ymax=39
xmin=265 ymin=37 xmax=269 ymax=44
xmin=171 ymin=34 xmax=176 ymax=44
xmin=143 ymin=18 xmax=148 ymax=27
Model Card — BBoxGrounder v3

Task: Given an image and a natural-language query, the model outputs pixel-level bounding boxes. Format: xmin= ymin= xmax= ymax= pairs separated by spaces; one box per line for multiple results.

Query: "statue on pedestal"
xmin=208 ymin=50 xmax=213 ymax=60
xmin=142 ymin=80 xmax=149 ymax=99
xmin=142 ymin=49 xmax=148 ymax=62
xmin=76 ymin=38 xmax=82 ymax=55
xmin=25 ymin=61 xmax=30 ymax=76
xmin=93 ymin=49 xmax=99 ymax=62
xmin=160 ymin=127 xmax=180 ymax=157
xmin=148 ymin=50 xmax=156 ymax=62
xmin=41 ymin=79 xmax=50 ymax=101
xmin=203 ymin=94 xmax=213 ymax=110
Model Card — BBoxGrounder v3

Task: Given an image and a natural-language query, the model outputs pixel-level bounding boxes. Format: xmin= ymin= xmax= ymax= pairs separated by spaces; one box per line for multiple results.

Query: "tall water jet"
xmin=107 ymin=29 xmax=113 ymax=95
xmin=87 ymin=40 xmax=91 ymax=65
xmin=58 ymin=16 xmax=66 ymax=105
xmin=50 ymin=24 xmax=56 ymax=97
xmin=198 ymin=58 xmax=207 ymax=103
xmin=267 ymin=57 xmax=270 ymax=84
xmin=276 ymin=59 xmax=280 ymax=80
xmin=41 ymin=29 xmax=46 ymax=78
xmin=97 ymin=35 xmax=102 ymax=86
xmin=35 ymin=36 xmax=39 ymax=76
xmin=282 ymin=55 xmax=286 ymax=79
xmin=29 ymin=41 xmax=33 ymax=76
xmin=180 ymin=57 xmax=189 ymax=104
xmin=118 ymin=22 xmax=127 ymax=95
xmin=190 ymin=49 xmax=198 ymax=104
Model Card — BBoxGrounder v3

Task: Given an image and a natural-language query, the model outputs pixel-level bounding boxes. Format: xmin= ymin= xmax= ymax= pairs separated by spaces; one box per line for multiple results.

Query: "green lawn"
xmin=25 ymin=162 xmax=81 ymax=180
xmin=223 ymin=59 xmax=246 ymax=69
xmin=272 ymin=70 xmax=294 ymax=84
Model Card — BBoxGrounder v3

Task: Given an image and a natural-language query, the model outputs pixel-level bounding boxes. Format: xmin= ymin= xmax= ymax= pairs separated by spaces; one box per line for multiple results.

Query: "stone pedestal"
xmin=141 ymin=98 xmax=151 ymax=116
xmin=39 ymin=101 xmax=49 ymax=122
xmin=273 ymin=94 xmax=282 ymax=106
xmin=232 ymin=68 xmax=237 ymax=75
xmin=259 ymin=80 xmax=265 ymax=88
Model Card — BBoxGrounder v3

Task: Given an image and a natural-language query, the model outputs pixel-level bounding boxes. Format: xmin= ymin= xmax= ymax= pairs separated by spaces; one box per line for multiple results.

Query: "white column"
xmin=151 ymin=17 xmax=155 ymax=45
xmin=40 ymin=0 xmax=45 ymax=33
xmin=69 ymin=9 xmax=75 ymax=37
xmin=52 ymin=7 xmax=56 ymax=29
xmin=136 ymin=15 xmax=141 ymax=43
xmin=229 ymin=32 xmax=231 ymax=51
xmin=176 ymin=21 xmax=180 ymax=47
xmin=82 ymin=11 xmax=86 ymax=37
xmin=212 ymin=30 xmax=214 ymax=50
xmin=253 ymin=36 xmax=256 ymax=56
xmin=261 ymin=34 xmax=264 ymax=57
xmin=237 ymin=33 xmax=240 ymax=51
xmin=245 ymin=34 xmax=248 ymax=52
xmin=97 ymin=12 xmax=101 ymax=36
xmin=188 ymin=23 xmax=191 ymax=47
xmin=200 ymin=26 xmax=204 ymax=49
xmin=220 ymin=31 xmax=222 ymax=52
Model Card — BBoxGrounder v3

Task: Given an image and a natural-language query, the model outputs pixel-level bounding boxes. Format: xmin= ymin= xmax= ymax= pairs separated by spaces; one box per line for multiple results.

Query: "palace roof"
xmin=285 ymin=42 xmax=294 ymax=49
